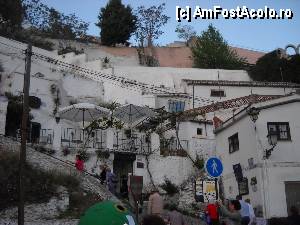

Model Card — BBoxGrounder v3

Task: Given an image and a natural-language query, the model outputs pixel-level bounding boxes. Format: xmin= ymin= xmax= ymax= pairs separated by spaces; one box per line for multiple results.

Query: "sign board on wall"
xmin=238 ymin=177 xmax=249 ymax=196
xmin=195 ymin=178 xmax=218 ymax=203
xmin=203 ymin=180 xmax=217 ymax=202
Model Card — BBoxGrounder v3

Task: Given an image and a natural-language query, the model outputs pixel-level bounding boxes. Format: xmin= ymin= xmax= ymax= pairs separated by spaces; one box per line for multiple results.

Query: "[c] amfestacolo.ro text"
xmin=176 ymin=5 xmax=294 ymax=22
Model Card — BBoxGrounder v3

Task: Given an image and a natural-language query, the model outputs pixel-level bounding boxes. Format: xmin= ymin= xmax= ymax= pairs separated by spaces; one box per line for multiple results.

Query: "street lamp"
xmin=265 ymin=132 xmax=278 ymax=159
xmin=55 ymin=114 xmax=60 ymax=124
xmin=247 ymin=107 xmax=260 ymax=123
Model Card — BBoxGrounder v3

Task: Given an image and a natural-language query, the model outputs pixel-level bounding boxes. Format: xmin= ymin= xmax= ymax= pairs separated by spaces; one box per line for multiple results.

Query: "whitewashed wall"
xmin=185 ymin=85 xmax=295 ymax=109
xmin=2 ymin=36 xmax=299 ymax=202
xmin=0 ymin=37 xmax=106 ymax=151
xmin=215 ymin=97 xmax=300 ymax=218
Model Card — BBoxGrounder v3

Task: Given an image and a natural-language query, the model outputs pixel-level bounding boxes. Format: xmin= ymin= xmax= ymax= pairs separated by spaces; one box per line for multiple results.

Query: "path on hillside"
xmin=0 ymin=135 xmax=118 ymax=202
xmin=0 ymin=135 xmax=204 ymax=225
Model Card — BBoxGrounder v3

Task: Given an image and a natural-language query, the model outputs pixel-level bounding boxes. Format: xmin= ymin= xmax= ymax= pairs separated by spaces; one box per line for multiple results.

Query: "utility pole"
xmin=280 ymin=67 xmax=286 ymax=95
xmin=192 ymin=84 xmax=195 ymax=109
xmin=18 ymin=44 xmax=32 ymax=225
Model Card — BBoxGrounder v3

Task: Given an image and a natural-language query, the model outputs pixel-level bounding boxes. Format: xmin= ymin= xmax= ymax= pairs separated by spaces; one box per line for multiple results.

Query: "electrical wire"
xmin=0 ymin=41 xmax=215 ymax=106
xmin=31 ymin=52 xmax=214 ymax=105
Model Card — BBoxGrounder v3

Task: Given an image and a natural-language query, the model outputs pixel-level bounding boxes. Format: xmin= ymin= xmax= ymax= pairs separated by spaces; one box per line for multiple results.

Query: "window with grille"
xmin=210 ymin=89 xmax=226 ymax=97
xmin=267 ymin=122 xmax=291 ymax=141
xmin=228 ymin=133 xmax=239 ymax=153
xmin=168 ymin=100 xmax=185 ymax=113
xmin=197 ymin=128 xmax=203 ymax=135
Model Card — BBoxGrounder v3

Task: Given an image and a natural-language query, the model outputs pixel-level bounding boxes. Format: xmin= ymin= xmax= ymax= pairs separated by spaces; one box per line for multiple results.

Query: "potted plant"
xmin=77 ymin=149 xmax=89 ymax=162
xmin=194 ymin=155 xmax=204 ymax=170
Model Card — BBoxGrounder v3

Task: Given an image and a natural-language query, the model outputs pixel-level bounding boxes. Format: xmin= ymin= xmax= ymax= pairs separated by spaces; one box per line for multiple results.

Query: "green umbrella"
xmin=78 ymin=200 xmax=136 ymax=225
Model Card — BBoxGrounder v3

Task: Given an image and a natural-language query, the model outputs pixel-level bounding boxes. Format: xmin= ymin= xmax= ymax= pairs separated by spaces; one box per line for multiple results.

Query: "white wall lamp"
xmin=55 ymin=114 xmax=60 ymax=124
xmin=247 ymin=107 xmax=260 ymax=123
xmin=250 ymin=177 xmax=258 ymax=192
xmin=247 ymin=106 xmax=278 ymax=159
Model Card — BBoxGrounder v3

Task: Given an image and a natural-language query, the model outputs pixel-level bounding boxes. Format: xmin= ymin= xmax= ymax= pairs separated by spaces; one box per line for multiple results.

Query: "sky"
xmin=42 ymin=0 xmax=300 ymax=52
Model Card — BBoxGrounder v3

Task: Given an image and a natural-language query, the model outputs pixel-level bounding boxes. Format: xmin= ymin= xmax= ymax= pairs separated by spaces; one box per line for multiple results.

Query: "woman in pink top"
xmin=75 ymin=154 xmax=84 ymax=171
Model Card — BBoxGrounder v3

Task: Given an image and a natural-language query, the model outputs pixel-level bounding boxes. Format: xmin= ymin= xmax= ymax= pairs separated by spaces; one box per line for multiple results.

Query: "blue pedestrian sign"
xmin=205 ymin=157 xmax=223 ymax=178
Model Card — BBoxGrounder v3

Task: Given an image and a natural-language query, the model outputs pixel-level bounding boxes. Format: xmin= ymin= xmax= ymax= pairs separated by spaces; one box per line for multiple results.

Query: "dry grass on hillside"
xmin=0 ymin=148 xmax=103 ymax=218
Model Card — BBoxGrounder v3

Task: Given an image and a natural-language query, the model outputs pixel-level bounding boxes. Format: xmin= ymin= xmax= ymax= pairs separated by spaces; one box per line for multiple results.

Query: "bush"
xmin=58 ymin=46 xmax=84 ymax=55
xmin=58 ymin=191 xmax=102 ymax=219
xmin=0 ymin=151 xmax=79 ymax=210
xmin=77 ymin=149 xmax=89 ymax=162
xmin=249 ymin=50 xmax=300 ymax=84
xmin=160 ymin=178 xmax=179 ymax=196
xmin=194 ymin=155 xmax=204 ymax=170
xmin=45 ymin=170 xmax=80 ymax=191
xmin=13 ymin=30 xmax=54 ymax=51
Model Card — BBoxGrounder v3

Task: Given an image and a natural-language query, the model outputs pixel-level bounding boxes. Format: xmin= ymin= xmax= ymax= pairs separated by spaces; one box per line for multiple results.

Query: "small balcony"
xmin=113 ymin=130 xmax=151 ymax=155
xmin=160 ymin=138 xmax=189 ymax=157
xmin=58 ymin=127 xmax=152 ymax=155
xmin=61 ymin=128 xmax=107 ymax=149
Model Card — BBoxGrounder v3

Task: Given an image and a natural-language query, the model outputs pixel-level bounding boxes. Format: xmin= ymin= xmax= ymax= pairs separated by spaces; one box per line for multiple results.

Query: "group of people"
xmin=74 ymin=157 xmax=118 ymax=195
xmin=74 ymin=159 xmax=300 ymax=225
xmin=99 ymin=164 xmax=118 ymax=194
xmin=205 ymin=195 xmax=300 ymax=225
xmin=205 ymin=195 xmax=255 ymax=225
xmin=147 ymin=190 xmax=186 ymax=225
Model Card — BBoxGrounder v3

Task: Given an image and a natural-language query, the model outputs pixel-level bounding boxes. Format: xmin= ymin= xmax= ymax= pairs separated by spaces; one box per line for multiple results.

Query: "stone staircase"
xmin=0 ymin=135 xmax=119 ymax=202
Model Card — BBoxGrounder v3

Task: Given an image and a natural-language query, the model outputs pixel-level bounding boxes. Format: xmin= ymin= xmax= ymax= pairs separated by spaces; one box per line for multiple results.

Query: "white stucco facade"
xmin=215 ymin=95 xmax=300 ymax=218
xmin=1 ymin=35 xmax=300 ymax=202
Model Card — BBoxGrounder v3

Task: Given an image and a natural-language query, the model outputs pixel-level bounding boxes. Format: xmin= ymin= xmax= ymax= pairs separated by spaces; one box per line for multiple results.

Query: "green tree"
xmin=191 ymin=24 xmax=247 ymax=69
xmin=22 ymin=0 xmax=89 ymax=39
xmin=22 ymin=0 xmax=49 ymax=30
xmin=249 ymin=51 xmax=300 ymax=83
xmin=0 ymin=0 xmax=24 ymax=34
xmin=44 ymin=8 xmax=75 ymax=39
xmin=96 ymin=0 xmax=136 ymax=46
xmin=135 ymin=3 xmax=170 ymax=47
xmin=175 ymin=24 xmax=196 ymax=44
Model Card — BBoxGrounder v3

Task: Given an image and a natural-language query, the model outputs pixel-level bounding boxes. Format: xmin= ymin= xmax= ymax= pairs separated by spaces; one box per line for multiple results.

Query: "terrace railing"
xmin=61 ymin=128 xmax=107 ymax=149
xmin=40 ymin=129 xmax=54 ymax=145
xmin=60 ymin=128 xmax=151 ymax=155
xmin=112 ymin=130 xmax=151 ymax=155
xmin=160 ymin=138 xmax=189 ymax=157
